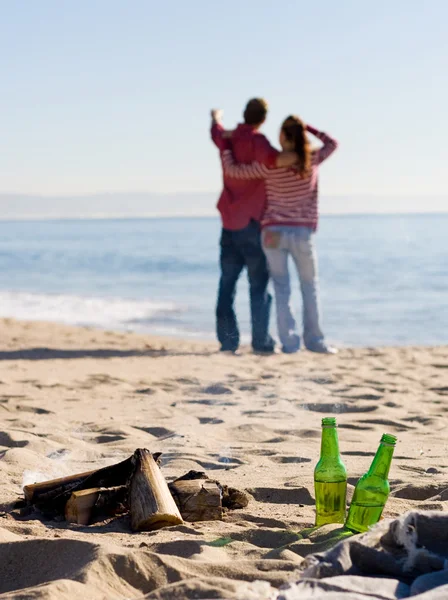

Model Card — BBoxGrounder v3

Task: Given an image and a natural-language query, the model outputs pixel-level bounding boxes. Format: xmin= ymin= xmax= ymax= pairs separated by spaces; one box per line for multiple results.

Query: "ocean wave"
xmin=0 ymin=291 xmax=185 ymax=331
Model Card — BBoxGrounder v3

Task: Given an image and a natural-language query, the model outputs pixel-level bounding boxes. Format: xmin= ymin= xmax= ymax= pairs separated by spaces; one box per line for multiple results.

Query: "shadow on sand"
xmin=0 ymin=347 xmax=212 ymax=361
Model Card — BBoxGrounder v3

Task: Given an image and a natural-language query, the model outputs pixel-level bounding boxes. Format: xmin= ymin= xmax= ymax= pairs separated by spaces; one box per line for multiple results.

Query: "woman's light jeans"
xmin=262 ymin=226 xmax=325 ymax=353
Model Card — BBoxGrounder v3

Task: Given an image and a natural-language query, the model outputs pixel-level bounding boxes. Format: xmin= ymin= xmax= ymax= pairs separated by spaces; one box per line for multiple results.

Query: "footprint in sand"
xmin=430 ymin=386 xmax=448 ymax=395
xmin=185 ymin=399 xmax=237 ymax=407
xmin=230 ymin=528 xmax=300 ymax=549
xmin=201 ymin=384 xmax=233 ymax=395
xmin=391 ymin=483 xmax=448 ymax=501
xmin=88 ymin=374 xmax=125 ymax=386
xmin=242 ymin=410 xmax=295 ymax=420
xmin=300 ymin=402 xmax=378 ymax=414
xmin=0 ymin=432 xmax=28 ymax=448
xmin=338 ymin=423 xmax=375 ymax=431
xmin=342 ymin=450 xmax=375 ymax=457
xmin=174 ymin=377 xmax=200 ymax=385
xmin=249 ymin=486 xmax=314 ymax=505
xmin=309 ymin=377 xmax=335 ymax=385
xmin=247 ymin=449 xmax=277 ymax=456
xmin=230 ymin=513 xmax=290 ymax=529
xmin=228 ymin=424 xmax=278 ymax=443
xmin=361 ymin=418 xmax=415 ymax=431
xmin=5 ymin=419 xmax=36 ymax=429
xmin=32 ymin=383 xmax=64 ymax=390
xmin=292 ymin=428 xmax=321 ymax=439
xmin=145 ymin=539 xmax=214 ymax=559
xmin=160 ymin=452 xmax=243 ymax=470
xmin=403 ymin=416 xmax=440 ymax=426
xmin=156 ymin=382 xmax=181 ymax=392
xmin=238 ymin=383 xmax=258 ymax=391
xmin=133 ymin=426 xmax=176 ymax=440
xmin=336 ymin=393 xmax=384 ymax=401
xmin=94 ymin=433 xmax=127 ymax=444
xmin=15 ymin=405 xmax=53 ymax=415
xmin=269 ymin=456 xmax=312 ymax=464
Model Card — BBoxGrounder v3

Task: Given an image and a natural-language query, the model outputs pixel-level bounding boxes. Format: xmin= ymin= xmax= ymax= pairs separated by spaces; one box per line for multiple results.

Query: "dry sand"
xmin=0 ymin=318 xmax=447 ymax=599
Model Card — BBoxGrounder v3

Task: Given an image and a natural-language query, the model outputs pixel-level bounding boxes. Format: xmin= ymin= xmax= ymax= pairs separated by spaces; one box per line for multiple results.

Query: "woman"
xmin=220 ymin=116 xmax=338 ymax=354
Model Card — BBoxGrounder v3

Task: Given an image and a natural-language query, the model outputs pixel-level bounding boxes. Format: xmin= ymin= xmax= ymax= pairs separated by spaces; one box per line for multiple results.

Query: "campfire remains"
xmin=22 ymin=448 xmax=249 ymax=531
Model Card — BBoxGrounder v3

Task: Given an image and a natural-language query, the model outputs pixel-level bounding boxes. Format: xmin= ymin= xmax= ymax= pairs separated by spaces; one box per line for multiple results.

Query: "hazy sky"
xmin=1 ymin=0 xmax=447 ymax=202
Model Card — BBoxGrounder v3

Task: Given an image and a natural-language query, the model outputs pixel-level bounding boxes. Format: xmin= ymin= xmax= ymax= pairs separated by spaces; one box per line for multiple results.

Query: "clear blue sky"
xmin=1 ymin=0 xmax=447 ymax=200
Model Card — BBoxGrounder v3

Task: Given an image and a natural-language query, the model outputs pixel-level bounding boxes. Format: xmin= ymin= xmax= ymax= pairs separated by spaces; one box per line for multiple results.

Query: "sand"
xmin=0 ymin=317 xmax=447 ymax=599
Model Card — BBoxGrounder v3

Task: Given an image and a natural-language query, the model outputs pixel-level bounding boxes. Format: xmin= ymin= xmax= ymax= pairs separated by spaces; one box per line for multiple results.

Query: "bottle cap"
xmin=381 ymin=433 xmax=397 ymax=446
xmin=322 ymin=417 xmax=337 ymax=427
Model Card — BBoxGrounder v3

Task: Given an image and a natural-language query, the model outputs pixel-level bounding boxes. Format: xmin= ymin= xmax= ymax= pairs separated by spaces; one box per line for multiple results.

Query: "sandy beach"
xmin=0 ymin=318 xmax=447 ymax=599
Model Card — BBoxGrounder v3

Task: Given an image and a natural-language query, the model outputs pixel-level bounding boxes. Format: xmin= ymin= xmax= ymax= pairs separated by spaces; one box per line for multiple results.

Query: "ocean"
xmin=0 ymin=215 xmax=446 ymax=347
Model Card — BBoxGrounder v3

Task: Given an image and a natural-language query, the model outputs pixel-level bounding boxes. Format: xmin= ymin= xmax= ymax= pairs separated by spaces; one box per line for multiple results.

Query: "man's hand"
xmin=211 ymin=109 xmax=223 ymax=124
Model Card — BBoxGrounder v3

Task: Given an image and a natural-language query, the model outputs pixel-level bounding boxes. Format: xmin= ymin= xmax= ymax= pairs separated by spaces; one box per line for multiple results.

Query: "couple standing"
xmin=211 ymin=98 xmax=338 ymax=355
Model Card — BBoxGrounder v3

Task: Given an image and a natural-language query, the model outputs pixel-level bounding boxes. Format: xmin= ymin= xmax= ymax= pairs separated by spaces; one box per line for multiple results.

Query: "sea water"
xmin=0 ymin=214 xmax=446 ymax=346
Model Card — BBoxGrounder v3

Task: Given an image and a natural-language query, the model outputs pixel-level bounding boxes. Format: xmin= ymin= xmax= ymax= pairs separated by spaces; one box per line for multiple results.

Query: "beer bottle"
xmin=345 ymin=433 xmax=397 ymax=533
xmin=314 ymin=417 xmax=347 ymax=526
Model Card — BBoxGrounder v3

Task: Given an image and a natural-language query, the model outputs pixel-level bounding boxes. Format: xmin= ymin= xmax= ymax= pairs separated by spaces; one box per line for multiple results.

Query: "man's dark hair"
xmin=243 ymin=98 xmax=268 ymax=126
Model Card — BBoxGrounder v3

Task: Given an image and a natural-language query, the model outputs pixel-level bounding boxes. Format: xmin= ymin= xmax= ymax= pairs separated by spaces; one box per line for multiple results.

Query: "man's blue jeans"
xmin=216 ymin=221 xmax=275 ymax=352
xmin=262 ymin=226 xmax=324 ymax=353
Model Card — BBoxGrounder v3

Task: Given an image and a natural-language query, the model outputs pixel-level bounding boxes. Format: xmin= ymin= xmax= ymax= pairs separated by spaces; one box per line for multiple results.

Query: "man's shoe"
xmin=219 ymin=346 xmax=240 ymax=355
xmin=252 ymin=346 xmax=278 ymax=356
xmin=306 ymin=341 xmax=338 ymax=355
xmin=220 ymin=350 xmax=241 ymax=356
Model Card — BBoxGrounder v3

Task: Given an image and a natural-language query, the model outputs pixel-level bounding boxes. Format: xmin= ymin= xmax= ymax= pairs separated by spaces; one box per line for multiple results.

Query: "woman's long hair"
xmin=281 ymin=115 xmax=311 ymax=177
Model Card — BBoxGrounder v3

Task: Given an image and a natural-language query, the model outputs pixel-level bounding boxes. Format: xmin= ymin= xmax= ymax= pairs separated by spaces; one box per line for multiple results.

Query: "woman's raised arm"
xmin=306 ymin=125 xmax=339 ymax=164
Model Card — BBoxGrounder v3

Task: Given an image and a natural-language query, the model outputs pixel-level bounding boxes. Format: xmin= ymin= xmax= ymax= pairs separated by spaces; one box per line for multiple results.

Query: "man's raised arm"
xmin=210 ymin=109 xmax=234 ymax=151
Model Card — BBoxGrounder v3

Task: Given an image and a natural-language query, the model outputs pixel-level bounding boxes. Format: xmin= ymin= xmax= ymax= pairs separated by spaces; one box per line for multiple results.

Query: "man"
xmin=211 ymin=98 xmax=297 ymax=353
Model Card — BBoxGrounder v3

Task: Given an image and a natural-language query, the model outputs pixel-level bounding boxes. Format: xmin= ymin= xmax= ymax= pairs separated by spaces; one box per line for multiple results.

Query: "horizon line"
xmin=0 ymin=191 xmax=447 ymax=199
xmin=0 ymin=211 xmax=447 ymax=223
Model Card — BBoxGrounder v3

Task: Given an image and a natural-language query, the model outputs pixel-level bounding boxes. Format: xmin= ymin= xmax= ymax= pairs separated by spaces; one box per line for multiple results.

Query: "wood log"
xmin=129 ymin=449 xmax=183 ymax=531
xmin=24 ymin=453 xmax=139 ymax=511
xmin=169 ymin=479 xmax=222 ymax=521
xmin=222 ymin=486 xmax=250 ymax=510
xmin=168 ymin=469 xmax=249 ymax=511
xmin=65 ymin=485 xmax=128 ymax=525
xmin=24 ymin=470 xmax=96 ymax=504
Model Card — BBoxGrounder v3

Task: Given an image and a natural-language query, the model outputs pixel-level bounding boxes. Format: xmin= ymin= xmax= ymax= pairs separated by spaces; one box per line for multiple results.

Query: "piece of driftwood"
xmin=24 ymin=470 xmax=96 ymax=504
xmin=65 ymin=485 xmax=128 ymax=525
xmin=222 ymin=485 xmax=250 ymax=510
xmin=22 ymin=454 xmax=248 ymax=528
xmin=23 ymin=453 xmax=143 ymax=512
xmin=169 ymin=478 xmax=222 ymax=521
xmin=170 ymin=470 xmax=250 ymax=511
xmin=129 ymin=449 xmax=183 ymax=531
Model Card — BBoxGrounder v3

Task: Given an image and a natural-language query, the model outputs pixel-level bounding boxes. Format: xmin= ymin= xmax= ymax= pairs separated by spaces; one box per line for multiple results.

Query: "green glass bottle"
xmin=345 ymin=433 xmax=397 ymax=533
xmin=314 ymin=417 xmax=347 ymax=526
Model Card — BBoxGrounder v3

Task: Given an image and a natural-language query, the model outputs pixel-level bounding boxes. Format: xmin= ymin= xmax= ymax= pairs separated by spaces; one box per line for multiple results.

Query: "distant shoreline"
xmin=0 ymin=211 xmax=446 ymax=222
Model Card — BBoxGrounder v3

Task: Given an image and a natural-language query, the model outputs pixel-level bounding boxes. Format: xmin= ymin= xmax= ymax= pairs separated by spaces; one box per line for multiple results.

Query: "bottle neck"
xmin=320 ymin=426 xmax=340 ymax=458
xmin=368 ymin=442 xmax=395 ymax=479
